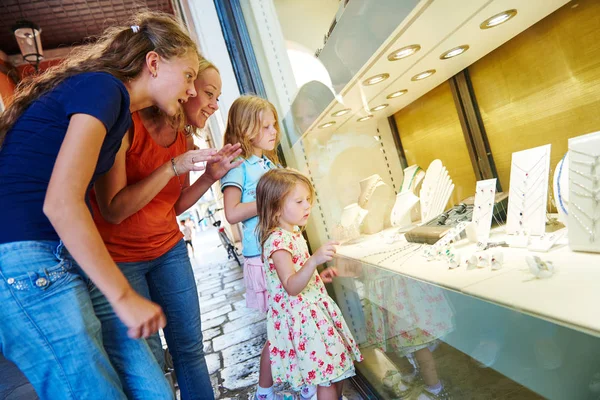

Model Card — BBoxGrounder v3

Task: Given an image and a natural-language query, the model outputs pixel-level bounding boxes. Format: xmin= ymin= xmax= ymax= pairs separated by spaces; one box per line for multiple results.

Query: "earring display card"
xmin=506 ymin=144 xmax=551 ymax=236
xmin=568 ymin=131 xmax=600 ymax=253
xmin=472 ymin=179 xmax=497 ymax=241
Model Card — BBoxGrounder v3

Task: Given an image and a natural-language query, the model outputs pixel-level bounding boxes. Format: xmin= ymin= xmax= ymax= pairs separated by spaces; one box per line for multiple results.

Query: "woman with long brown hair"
xmin=0 ymin=11 xmax=206 ymax=399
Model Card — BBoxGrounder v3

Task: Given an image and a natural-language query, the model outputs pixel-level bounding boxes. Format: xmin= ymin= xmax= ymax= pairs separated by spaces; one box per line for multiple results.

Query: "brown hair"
xmin=256 ymin=168 xmax=314 ymax=251
xmin=140 ymin=57 xmax=221 ymax=134
xmin=222 ymin=95 xmax=280 ymax=164
xmin=0 ymin=11 xmax=199 ymax=146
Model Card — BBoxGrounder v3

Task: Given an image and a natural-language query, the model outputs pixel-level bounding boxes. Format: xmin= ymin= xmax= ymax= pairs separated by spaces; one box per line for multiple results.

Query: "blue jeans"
xmin=0 ymin=241 xmax=173 ymax=400
xmin=112 ymin=240 xmax=213 ymax=400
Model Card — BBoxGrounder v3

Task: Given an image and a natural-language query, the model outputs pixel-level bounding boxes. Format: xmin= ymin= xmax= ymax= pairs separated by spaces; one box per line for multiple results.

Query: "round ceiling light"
xmin=318 ymin=121 xmax=336 ymax=129
xmin=370 ymin=104 xmax=389 ymax=112
xmin=387 ymin=44 xmax=421 ymax=61
xmin=387 ymin=89 xmax=408 ymax=99
xmin=439 ymin=45 xmax=470 ymax=60
xmin=331 ymin=108 xmax=351 ymax=117
xmin=411 ymin=69 xmax=436 ymax=81
xmin=480 ymin=9 xmax=517 ymax=29
xmin=363 ymin=73 xmax=390 ymax=86
xmin=357 ymin=115 xmax=374 ymax=122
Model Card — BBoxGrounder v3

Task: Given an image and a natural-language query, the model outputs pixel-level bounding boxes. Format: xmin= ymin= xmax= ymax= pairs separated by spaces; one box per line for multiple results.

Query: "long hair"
xmin=140 ymin=57 xmax=221 ymax=134
xmin=223 ymin=95 xmax=281 ymax=164
xmin=0 ymin=11 xmax=199 ymax=146
xmin=256 ymin=168 xmax=315 ymax=251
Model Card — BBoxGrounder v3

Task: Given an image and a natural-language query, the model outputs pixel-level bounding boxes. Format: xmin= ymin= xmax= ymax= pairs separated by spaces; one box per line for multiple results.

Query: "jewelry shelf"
xmin=335 ymin=224 xmax=600 ymax=337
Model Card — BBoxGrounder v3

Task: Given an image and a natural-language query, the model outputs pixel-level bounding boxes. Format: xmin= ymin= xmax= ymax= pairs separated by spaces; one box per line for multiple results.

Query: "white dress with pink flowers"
xmin=263 ymin=228 xmax=363 ymax=390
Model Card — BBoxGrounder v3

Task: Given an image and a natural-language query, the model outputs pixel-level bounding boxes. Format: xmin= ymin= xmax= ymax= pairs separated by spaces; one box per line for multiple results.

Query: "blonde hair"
xmin=141 ymin=57 xmax=221 ymax=133
xmin=223 ymin=95 xmax=281 ymax=164
xmin=0 ymin=11 xmax=199 ymax=146
xmin=256 ymin=168 xmax=314 ymax=250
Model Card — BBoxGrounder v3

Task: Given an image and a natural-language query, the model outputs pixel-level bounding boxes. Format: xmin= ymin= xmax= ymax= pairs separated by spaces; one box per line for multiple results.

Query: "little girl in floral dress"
xmin=256 ymin=169 xmax=363 ymax=400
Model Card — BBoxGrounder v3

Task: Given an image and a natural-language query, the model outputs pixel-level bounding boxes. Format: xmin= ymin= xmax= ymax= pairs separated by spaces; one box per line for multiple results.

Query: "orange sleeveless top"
xmin=91 ymin=112 xmax=187 ymax=262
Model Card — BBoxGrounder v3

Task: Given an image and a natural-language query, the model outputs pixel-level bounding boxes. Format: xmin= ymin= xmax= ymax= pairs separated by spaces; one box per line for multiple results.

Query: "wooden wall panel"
xmin=469 ymin=0 xmax=600 ymax=191
xmin=393 ymin=81 xmax=477 ymax=206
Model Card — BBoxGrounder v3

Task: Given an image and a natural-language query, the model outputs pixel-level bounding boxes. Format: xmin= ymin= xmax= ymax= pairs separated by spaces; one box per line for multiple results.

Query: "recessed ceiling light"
xmin=357 ymin=115 xmax=373 ymax=122
xmin=363 ymin=73 xmax=390 ymax=86
xmin=480 ymin=9 xmax=517 ymax=29
xmin=318 ymin=121 xmax=336 ymax=129
xmin=370 ymin=104 xmax=389 ymax=112
xmin=411 ymin=69 xmax=436 ymax=81
xmin=331 ymin=108 xmax=351 ymax=117
xmin=387 ymin=44 xmax=421 ymax=61
xmin=439 ymin=45 xmax=470 ymax=60
xmin=387 ymin=89 xmax=408 ymax=99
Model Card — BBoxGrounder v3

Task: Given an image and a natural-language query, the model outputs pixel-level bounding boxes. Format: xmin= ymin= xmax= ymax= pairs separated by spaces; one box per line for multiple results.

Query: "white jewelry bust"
xmin=358 ymin=174 xmax=395 ymax=234
xmin=335 ymin=203 xmax=368 ymax=241
xmin=390 ymin=191 xmax=420 ymax=228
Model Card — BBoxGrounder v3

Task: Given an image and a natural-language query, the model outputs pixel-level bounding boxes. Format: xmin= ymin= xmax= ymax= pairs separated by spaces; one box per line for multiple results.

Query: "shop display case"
xmin=243 ymin=0 xmax=600 ymax=398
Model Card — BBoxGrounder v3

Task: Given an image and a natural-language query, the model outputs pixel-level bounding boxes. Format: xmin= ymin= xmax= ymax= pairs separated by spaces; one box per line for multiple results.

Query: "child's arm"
xmin=223 ymin=186 xmax=258 ymax=224
xmin=272 ymin=241 xmax=338 ymax=296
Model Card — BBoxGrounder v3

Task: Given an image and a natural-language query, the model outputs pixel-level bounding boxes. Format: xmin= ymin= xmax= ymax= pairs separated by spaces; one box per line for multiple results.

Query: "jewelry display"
xmin=466 ymin=255 xmax=478 ymax=270
xmin=475 ymin=252 xmax=490 ymax=268
xmin=390 ymin=191 xmax=420 ymax=228
xmin=423 ymin=221 xmax=471 ymax=261
xmin=400 ymin=165 xmax=425 ymax=194
xmin=509 ymin=230 xmax=530 ymax=248
xmin=420 ymin=160 xmax=454 ymax=223
xmin=334 ymin=203 xmax=368 ymax=241
xmin=568 ymin=131 xmax=600 ymax=252
xmin=528 ymin=228 xmax=566 ymax=252
xmin=358 ymin=174 xmax=395 ymax=234
xmin=526 ymin=255 xmax=555 ymax=279
xmin=553 ymin=153 xmax=569 ymax=226
xmin=490 ymin=251 xmax=504 ymax=270
xmin=472 ymin=179 xmax=497 ymax=241
xmin=506 ymin=144 xmax=551 ymax=235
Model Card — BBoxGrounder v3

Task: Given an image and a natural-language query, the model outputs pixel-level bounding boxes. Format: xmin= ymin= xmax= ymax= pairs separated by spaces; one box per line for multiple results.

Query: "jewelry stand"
xmin=420 ymin=160 xmax=454 ymax=223
xmin=334 ymin=203 xmax=368 ymax=241
xmin=358 ymin=174 xmax=395 ymax=234
xmin=506 ymin=144 xmax=551 ymax=236
xmin=472 ymin=179 xmax=497 ymax=241
xmin=390 ymin=191 xmax=420 ymax=229
xmin=568 ymin=131 xmax=600 ymax=252
xmin=400 ymin=165 xmax=425 ymax=194
xmin=553 ymin=153 xmax=569 ymax=227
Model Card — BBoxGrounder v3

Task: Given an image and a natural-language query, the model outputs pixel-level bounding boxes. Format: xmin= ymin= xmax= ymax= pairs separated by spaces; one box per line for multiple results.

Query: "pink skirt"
xmin=243 ymin=256 xmax=268 ymax=313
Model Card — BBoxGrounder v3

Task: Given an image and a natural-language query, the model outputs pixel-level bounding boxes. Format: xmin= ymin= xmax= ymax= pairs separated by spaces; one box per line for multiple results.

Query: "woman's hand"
xmin=319 ymin=266 xmax=338 ymax=283
xmin=173 ymin=148 xmax=217 ymax=174
xmin=111 ymin=287 xmax=167 ymax=339
xmin=204 ymin=143 xmax=244 ymax=181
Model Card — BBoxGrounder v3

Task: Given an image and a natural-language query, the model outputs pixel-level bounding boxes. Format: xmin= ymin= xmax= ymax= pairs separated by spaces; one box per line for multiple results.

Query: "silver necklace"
xmin=362 ymin=243 xmax=417 ymax=263
xmin=570 ymin=168 xmax=600 ymax=186
xmin=570 ymin=200 xmax=598 ymax=242
xmin=570 ymin=148 xmax=600 ymax=174
xmin=510 ymin=192 xmax=546 ymax=227
xmin=512 ymin=154 xmax=546 ymax=178
xmin=510 ymin=170 xmax=546 ymax=200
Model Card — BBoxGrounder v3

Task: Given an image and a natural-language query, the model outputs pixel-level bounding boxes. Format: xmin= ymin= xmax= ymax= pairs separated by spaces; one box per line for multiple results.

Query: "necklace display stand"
xmin=568 ymin=131 xmax=600 ymax=253
xmin=420 ymin=160 xmax=454 ymax=223
xmin=506 ymin=144 xmax=551 ymax=236
xmin=335 ymin=203 xmax=368 ymax=241
xmin=390 ymin=191 xmax=420 ymax=229
xmin=472 ymin=179 xmax=497 ymax=241
xmin=553 ymin=153 xmax=569 ymax=227
xmin=400 ymin=165 xmax=425 ymax=194
xmin=358 ymin=174 xmax=395 ymax=234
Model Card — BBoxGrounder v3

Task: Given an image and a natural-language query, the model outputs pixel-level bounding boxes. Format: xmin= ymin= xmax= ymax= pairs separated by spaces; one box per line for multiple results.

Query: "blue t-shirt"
xmin=0 ymin=72 xmax=132 ymax=244
xmin=220 ymin=155 xmax=278 ymax=257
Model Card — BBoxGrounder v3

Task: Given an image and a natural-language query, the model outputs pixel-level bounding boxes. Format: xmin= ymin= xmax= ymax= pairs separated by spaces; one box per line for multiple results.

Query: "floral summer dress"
xmin=263 ymin=228 xmax=363 ymax=389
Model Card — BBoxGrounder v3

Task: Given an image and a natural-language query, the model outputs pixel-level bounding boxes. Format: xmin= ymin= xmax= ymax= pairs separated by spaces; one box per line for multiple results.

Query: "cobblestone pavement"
xmin=187 ymin=226 xmax=365 ymax=400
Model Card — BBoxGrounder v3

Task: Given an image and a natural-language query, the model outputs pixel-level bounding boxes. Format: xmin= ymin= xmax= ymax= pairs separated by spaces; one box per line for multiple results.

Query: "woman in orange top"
xmin=91 ymin=59 xmax=241 ymax=400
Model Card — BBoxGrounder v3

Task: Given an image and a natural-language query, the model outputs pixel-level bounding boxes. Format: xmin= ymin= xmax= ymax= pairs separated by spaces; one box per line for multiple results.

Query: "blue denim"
xmin=0 ymin=240 xmax=174 ymax=400
xmin=112 ymin=239 xmax=213 ymax=400
xmin=0 ymin=241 xmax=125 ymax=400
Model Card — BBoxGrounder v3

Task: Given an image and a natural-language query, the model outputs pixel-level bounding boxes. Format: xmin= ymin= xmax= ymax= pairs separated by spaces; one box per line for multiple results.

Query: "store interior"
xmin=269 ymin=0 xmax=600 ymax=398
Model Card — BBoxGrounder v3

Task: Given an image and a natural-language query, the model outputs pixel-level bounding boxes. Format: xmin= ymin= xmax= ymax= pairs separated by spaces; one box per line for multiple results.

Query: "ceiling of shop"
xmin=307 ymin=0 xmax=572 ymax=137
xmin=0 ymin=0 xmax=174 ymax=56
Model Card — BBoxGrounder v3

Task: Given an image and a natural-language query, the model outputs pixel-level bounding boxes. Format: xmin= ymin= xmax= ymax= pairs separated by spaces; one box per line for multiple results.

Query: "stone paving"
xmin=187 ymin=225 xmax=365 ymax=400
